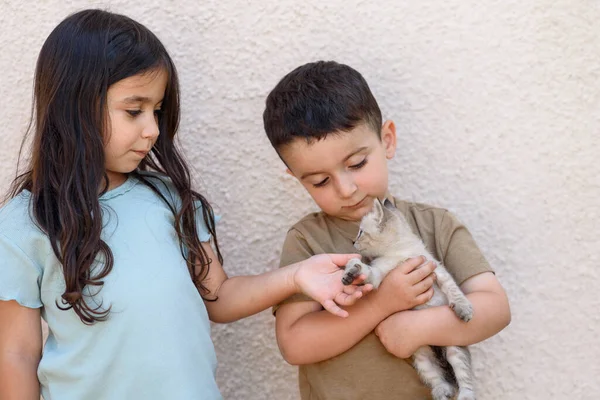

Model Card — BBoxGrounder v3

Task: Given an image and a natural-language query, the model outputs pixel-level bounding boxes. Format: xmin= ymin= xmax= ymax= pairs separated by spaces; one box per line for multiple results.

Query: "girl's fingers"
xmin=322 ymin=299 xmax=349 ymax=318
xmin=349 ymin=273 xmax=368 ymax=285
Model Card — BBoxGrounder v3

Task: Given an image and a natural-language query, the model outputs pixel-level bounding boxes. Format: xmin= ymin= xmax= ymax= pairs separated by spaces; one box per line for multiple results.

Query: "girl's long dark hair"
xmin=7 ymin=9 xmax=222 ymax=324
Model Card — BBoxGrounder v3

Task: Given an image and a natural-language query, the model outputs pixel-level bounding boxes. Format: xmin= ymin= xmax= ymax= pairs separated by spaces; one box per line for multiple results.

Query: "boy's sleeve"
xmin=438 ymin=211 xmax=493 ymax=285
xmin=0 ymin=233 xmax=43 ymax=308
xmin=272 ymin=228 xmax=317 ymax=315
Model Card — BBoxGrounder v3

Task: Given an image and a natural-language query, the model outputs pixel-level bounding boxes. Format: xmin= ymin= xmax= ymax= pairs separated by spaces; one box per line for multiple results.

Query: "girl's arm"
xmin=0 ymin=300 xmax=42 ymax=400
xmin=275 ymin=258 xmax=437 ymax=365
xmin=199 ymin=243 xmax=373 ymax=322
xmin=375 ymin=272 xmax=511 ymax=358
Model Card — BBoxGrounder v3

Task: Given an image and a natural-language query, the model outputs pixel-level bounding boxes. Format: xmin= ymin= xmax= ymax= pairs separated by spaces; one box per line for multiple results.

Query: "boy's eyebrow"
xmin=300 ymin=146 xmax=368 ymax=179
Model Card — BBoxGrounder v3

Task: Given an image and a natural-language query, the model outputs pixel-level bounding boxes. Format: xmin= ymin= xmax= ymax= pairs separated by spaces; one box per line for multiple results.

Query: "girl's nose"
xmin=142 ymin=114 xmax=160 ymax=139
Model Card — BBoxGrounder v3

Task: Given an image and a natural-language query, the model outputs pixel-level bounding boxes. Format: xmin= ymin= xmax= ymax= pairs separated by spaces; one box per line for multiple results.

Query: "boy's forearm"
xmin=0 ymin=355 xmax=40 ymax=400
xmin=412 ymin=290 xmax=511 ymax=347
xmin=209 ymin=265 xmax=298 ymax=323
xmin=279 ymin=295 xmax=389 ymax=365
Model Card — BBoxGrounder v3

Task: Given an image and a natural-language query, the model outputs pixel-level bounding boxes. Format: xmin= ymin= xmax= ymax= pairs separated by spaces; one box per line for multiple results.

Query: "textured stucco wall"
xmin=1 ymin=1 xmax=599 ymax=399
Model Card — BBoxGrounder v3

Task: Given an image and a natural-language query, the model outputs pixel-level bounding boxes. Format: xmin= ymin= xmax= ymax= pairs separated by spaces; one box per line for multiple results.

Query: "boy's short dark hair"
xmin=263 ymin=61 xmax=382 ymax=151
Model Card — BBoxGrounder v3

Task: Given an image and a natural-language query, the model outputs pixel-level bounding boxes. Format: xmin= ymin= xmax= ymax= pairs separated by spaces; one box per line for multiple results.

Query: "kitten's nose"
xmin=352 ymin=240 xmax=356 ymax=245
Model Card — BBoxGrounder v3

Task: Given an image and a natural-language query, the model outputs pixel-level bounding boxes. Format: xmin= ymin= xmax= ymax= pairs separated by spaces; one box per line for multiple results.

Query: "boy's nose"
xmin=337 ymin=176 xmax=357 ymax=198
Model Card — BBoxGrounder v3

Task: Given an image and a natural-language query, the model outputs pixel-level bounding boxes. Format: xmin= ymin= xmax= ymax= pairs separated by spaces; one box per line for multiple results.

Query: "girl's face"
xmin=104 ymin=68 xmax=168 ymax=189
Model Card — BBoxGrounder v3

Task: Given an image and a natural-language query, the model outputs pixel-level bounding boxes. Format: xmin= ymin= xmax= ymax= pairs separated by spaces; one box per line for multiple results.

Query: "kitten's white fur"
xmin=342 ymin=199 xmax=476 ymax=400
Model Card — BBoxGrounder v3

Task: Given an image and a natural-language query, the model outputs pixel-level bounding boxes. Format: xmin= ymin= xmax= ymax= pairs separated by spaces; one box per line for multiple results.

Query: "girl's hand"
xmin=375 ymin=310 xmax=422 ymax=358
xmin=293 ymin=253 xmax=374 ymax=318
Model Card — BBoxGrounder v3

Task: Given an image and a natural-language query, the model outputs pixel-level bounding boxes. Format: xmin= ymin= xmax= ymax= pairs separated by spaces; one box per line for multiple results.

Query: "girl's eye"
xmin=154 ymin=109 xmax=162 ymax=116
xmin=313 ymin=177 xmax=329 ymax=188
xmin=126 ymin=110 xmax=142 ymax=117
xmin=349 ymin=158 xmax=367 ymax=169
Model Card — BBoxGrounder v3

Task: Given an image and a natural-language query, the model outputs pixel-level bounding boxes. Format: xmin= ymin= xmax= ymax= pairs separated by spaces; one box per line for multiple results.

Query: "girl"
xmin=0 ymin=9 xmax=370 ymax=400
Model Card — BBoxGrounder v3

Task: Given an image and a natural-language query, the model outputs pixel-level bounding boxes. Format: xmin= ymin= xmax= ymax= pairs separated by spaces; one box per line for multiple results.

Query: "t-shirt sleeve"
xmin=272 ymin=228 xmax=317 ymax=315
xmin=0 ymin=233 xmax=43 ymax=308
xmin=438 ymin=211 xmax=493 ymax=285
xmin=194 ymin=201 xmax=220 ymax=243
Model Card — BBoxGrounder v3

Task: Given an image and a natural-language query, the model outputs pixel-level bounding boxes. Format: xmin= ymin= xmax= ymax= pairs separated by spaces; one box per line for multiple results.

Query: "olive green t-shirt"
xmin=275 ymin=197 xmax=492 ymax=400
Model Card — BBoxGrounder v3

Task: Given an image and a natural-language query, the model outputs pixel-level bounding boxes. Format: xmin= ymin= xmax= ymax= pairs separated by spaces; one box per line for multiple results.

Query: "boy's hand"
xmin=375 ymin=310 xmax=422 ymax=358
xmin=293 ymin=253 xmax=374 ymax=318
xmin=374 ymin=257 xmax=436 ymax=316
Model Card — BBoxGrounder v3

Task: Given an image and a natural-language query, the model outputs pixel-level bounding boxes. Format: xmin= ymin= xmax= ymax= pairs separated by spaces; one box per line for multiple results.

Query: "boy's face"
xmin=280 ymin=121 xmax=397 ymax=222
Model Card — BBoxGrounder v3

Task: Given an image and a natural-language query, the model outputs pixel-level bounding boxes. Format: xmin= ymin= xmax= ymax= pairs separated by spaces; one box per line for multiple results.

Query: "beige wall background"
xmin=1 ymin=0 xmax=599 ymax=399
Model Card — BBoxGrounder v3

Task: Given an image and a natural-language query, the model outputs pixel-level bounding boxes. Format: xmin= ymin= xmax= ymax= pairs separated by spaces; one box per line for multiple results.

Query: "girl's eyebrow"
xmin=121 ymin=95 xmax=163 ymax=104
xmin=122 ymin=95 xmax=151 ymax=103
xmin=300 ymin=146 xmax=368 ymax=180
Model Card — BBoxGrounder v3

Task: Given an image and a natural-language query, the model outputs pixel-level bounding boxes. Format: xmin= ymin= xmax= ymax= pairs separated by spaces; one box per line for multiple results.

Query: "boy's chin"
xmin=330 ymin=207 xmax=372 ymax=222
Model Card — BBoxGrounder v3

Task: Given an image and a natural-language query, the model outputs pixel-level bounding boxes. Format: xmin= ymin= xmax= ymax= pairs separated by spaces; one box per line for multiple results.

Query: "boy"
xmin=263 ymin=61 xmax=511 ymax=400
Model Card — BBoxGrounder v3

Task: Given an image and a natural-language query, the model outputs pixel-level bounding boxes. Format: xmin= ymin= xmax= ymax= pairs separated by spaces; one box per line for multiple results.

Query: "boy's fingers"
xmin=416 ymin=275 xmax=435 ymax=295
xmin=399 ymin=256 xmax=427 ymax=274
xmin=408 ymin=261 xmax=436 ymax=284
xmin=414 ymin=287 xmax=435 ymax=306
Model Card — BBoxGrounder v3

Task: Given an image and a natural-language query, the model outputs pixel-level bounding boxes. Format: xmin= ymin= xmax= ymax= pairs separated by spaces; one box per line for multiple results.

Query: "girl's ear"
xmin=381 ymin=120 xmax=397 ymax=159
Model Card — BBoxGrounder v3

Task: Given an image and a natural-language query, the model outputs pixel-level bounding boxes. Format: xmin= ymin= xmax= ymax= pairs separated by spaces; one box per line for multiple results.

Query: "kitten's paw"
xmin=449 ymin=300 xmax=474 ymax=322
xmin=342 ymin=258 xmax=363 ymax=286
xmin=457 ymin=388 xmax=476 ymax=400
xmin=431 ymin=382 xmax=455 ymax=400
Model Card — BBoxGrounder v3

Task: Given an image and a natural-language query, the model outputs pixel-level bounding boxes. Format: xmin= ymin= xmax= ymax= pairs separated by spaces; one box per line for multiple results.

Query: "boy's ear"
xmin=381 ymin=120 xmax=397 ymax=159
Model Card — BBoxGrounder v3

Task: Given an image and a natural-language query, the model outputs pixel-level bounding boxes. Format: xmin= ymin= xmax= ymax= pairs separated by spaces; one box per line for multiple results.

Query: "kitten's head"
xmin=353 ymin=198 xmax=402 ymax=257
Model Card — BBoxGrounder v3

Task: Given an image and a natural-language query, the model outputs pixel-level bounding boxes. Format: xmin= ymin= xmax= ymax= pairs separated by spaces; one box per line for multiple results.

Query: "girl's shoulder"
xmin=0 ymin=191 xmax=38 ymax=233
xmin=0 ymin=191 xmax=48 ymax=263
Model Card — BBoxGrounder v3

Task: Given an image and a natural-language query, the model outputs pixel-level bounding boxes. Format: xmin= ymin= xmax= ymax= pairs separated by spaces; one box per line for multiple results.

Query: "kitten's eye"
xmin=356 ymin=229 xmax=363 ymax=239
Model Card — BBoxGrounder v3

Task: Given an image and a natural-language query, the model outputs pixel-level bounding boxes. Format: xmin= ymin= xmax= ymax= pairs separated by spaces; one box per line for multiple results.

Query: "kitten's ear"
xmin=372 ymin=198 xmax=385 ymax=225
xmin=383 ymin=198 xmax=395 ymax=211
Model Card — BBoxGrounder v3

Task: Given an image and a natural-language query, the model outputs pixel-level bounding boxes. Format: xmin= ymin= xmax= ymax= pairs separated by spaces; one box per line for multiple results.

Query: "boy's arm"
xmin=200 ymin=243 xmax=372 ymax=322
xmin=375 ymin=271 xmax=511 ymax=358
xmin=276 ymin=257 xmax=437 ymax=365
xmin=0 ymin=300 xmax=42 ymax=400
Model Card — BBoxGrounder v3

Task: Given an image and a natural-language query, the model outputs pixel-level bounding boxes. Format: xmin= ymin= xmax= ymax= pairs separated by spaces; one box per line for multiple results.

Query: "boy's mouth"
xmin=344 ymin=197 xmax=368 ymax=209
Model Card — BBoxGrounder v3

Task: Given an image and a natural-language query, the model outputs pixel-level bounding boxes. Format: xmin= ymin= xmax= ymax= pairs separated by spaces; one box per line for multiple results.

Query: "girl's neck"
xmin=104 ymin=172 xmax=128 ymax=192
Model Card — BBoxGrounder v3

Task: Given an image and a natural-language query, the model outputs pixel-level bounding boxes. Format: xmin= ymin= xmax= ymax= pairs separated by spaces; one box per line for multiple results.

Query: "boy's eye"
xmin=313 ymin=177 xmax=329 ymax=188
xmin=349 ymin=158 xmax=367 ymax=169
xmin=126 ymin=110 xmax=142 ymax=117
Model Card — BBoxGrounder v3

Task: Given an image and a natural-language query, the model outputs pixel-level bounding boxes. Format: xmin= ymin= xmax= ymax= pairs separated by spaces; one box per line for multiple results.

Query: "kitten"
xmin=342 ymin=199 xmax=476 ymax=400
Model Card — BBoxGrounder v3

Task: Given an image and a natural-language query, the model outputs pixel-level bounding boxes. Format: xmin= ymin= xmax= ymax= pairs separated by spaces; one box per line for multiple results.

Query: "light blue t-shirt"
xmin=0 ymin=173 xmax=222 ymax=400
